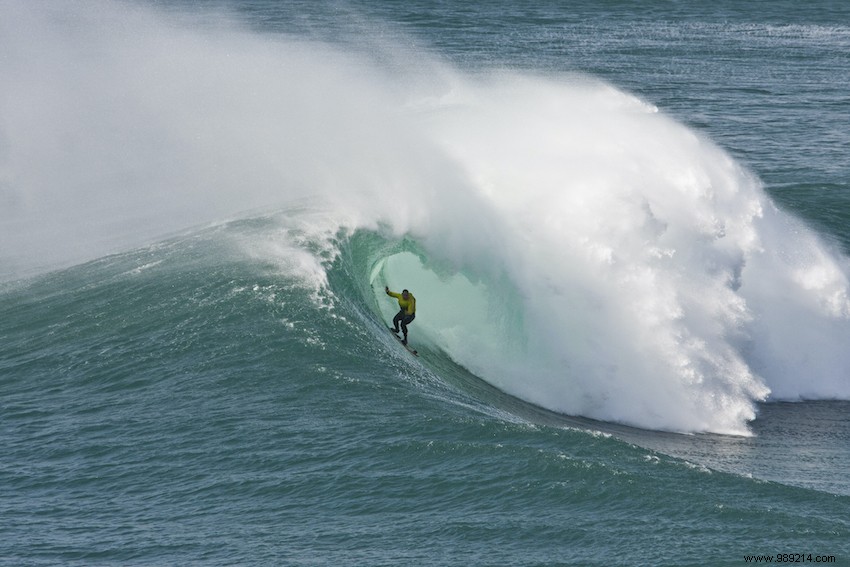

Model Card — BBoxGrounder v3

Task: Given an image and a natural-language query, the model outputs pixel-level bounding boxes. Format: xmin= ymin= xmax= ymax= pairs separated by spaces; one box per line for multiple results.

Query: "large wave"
xmin=3 ymin=0 xmax=849 ymax=433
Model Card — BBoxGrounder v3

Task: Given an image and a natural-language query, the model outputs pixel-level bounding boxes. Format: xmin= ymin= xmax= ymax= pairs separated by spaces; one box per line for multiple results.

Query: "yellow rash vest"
xmin=387 ymin=290 xmax=416 ymax=315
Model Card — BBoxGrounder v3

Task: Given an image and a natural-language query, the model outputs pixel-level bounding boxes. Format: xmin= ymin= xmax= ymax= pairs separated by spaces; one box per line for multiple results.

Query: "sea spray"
xmin=3 ymin=0 xmax=850 ymax=434
xmin=0 ymin=0 xmax=452 ymax=278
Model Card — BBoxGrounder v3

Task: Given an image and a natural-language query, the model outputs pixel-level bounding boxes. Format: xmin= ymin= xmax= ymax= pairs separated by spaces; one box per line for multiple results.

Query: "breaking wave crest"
xmin=4 ymin=0 xmax=850 ymax=434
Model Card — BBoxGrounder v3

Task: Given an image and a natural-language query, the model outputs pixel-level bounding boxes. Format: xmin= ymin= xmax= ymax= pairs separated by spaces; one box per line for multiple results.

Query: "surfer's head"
xmin=402 ymin=289 xmax=409 ymax=299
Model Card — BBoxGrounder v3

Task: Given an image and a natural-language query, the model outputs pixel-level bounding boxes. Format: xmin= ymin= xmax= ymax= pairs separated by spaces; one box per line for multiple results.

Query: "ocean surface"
xmin=2 ymin=1 xmax=849 ymax=565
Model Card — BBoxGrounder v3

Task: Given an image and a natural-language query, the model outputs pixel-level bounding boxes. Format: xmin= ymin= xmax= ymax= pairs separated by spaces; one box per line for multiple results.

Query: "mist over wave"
xmin=3 ymin=0 xmax=850 ymax=433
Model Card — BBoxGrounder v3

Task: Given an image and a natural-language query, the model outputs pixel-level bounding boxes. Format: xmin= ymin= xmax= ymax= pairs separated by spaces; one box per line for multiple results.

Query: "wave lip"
xmin=5 ymin=0 xmax=850 ymax=435
xmin=362 ymin=74 xmax=850 ymax=435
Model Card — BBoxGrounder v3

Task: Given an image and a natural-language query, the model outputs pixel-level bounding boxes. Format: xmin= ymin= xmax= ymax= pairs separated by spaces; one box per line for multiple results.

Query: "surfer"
xmin=385 ymin=286 xmax=416 ymax=345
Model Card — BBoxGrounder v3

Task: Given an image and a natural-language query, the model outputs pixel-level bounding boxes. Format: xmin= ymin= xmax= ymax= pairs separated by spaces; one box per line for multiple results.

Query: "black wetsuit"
xmin=386 ymin=289 xmax=416 ymax=344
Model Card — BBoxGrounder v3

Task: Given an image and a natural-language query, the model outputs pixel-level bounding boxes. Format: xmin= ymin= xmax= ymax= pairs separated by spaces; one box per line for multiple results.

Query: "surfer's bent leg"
xmin=392 ymin=310 xmax=405 ymax=333
xmin=400 ymin=313 xmax=415 ymax=342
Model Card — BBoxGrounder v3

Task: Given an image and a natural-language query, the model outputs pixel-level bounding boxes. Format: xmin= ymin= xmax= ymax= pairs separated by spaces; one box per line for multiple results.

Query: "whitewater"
xmin=3 ymin=0 xmax=850 ymax=436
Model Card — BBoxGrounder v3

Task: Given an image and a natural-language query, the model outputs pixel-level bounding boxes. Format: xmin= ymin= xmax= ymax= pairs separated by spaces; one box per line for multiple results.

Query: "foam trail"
xmin=3 ymin=1 xmax=850 ymax=433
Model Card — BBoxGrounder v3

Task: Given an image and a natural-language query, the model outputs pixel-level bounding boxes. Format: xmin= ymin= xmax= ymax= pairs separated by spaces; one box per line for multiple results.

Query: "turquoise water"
xmin=2 ymin=1 xmax=849 ymax=565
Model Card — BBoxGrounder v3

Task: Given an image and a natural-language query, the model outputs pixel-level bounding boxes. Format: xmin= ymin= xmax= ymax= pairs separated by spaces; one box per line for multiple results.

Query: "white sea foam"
xmin=379 ymin=73 xmax=850 ymax=434
xmin=3 ymin=0 xmax=849 ymax=433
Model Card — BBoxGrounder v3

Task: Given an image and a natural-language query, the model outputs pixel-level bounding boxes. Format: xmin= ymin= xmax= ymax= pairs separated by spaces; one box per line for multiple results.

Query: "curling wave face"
xmin=345 ymin=75 xmax=850 ymax=435
xmin=3 ymin=1 xmax=850 ymax=434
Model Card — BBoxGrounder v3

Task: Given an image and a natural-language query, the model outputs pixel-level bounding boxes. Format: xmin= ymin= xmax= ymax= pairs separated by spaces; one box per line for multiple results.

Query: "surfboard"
xmin=389 ymin=328 xmax=418 ymax=356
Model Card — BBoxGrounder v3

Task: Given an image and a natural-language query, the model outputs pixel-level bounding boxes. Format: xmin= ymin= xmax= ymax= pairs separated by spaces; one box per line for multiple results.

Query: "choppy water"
xmin=2 ymin=1 xmax=849 ymax=565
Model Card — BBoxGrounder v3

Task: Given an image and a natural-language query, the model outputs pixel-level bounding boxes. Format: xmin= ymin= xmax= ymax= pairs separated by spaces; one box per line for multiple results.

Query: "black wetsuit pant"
xmin=393 ymin=310 xmax=415 ymax=341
